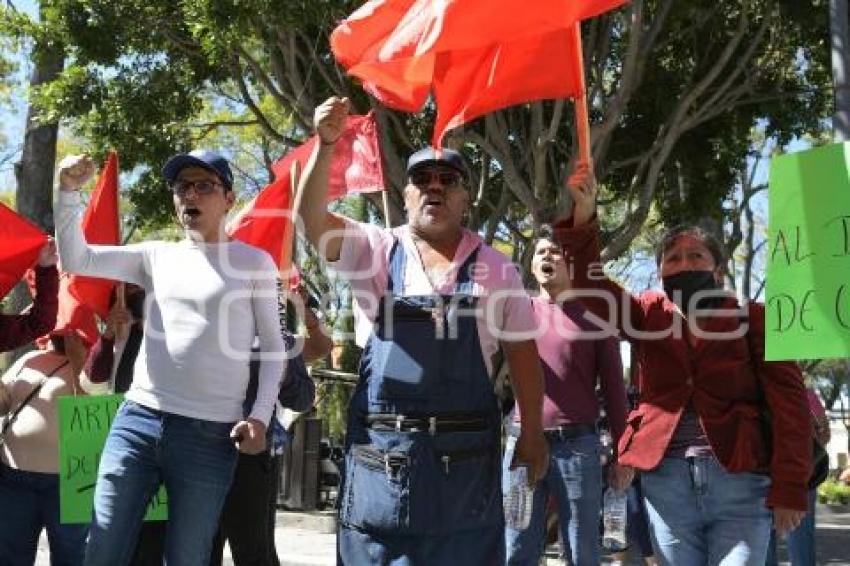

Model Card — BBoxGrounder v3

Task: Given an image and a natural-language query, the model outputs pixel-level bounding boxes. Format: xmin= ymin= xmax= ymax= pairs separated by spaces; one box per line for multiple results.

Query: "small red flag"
xmin=28 ymin=270 xmax=99 ymax=349
xmin=0 ymin=203 xmax=47 ymax=299
xmin=331 ymin=0 xmax=628 ymax=146
xmin=67 ymin=152 xmax=121 ymax=319
xmin=55 ymin=272 xmax=99 ymax=346
xmin=228 ymin=113 xmax=384 ymax=268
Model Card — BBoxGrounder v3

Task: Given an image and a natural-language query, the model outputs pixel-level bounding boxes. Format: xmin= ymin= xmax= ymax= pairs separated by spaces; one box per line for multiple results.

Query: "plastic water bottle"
xmin=504 ymin=464 xmax=535 ymax=530
xmin=602 ymin=487 xmax=628 ymax=551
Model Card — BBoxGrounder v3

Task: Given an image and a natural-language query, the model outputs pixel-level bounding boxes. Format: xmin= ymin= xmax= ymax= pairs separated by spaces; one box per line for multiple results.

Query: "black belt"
xmin=365 ymin=413 xmax=490 ymax=435
xmin=543 ymin=423 xmax=596 ymax=441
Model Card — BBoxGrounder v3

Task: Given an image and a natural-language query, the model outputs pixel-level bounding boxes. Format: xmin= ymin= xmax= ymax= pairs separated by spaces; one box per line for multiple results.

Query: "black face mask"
xmin=662 ymin=270 xmax=721 ymax=314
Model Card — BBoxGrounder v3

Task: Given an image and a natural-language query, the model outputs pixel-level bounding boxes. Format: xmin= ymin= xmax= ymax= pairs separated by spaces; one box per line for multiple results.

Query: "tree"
xmin=3 ymin=0 xmax=831 ymax=262
xmin=4 ymin=3 xmax=63 ymax=232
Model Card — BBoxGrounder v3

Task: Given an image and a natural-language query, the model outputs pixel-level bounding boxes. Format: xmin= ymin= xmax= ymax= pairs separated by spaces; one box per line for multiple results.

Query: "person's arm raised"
xmin=566 ymin=162 xmax=597 ymax=227
xmin=294 ymin=96 xmax=350 ymax=263
xmin=55 ymin=154 xmax=147 ymax=285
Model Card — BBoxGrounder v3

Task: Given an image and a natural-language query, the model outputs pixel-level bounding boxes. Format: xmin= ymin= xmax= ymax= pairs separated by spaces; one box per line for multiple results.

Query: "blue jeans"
xmin=765 ymin=488 xmax=816 ymax=566
xmin=642 ymin=456 xmax=772 ymax=566
xmin=504 ymin=432 xmax=602 ymax=566
xmin=84 ymin=401 xmax=238 ymax=566
xmin=0 ymin=463 xmax=88 ymax=566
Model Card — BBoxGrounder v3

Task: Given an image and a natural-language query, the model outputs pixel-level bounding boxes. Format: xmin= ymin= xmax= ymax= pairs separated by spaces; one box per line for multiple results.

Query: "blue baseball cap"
xmin=162 ymin=150 xmax=234 ymax=191
xmin=406 ymin=147 xmax=470 ymax=182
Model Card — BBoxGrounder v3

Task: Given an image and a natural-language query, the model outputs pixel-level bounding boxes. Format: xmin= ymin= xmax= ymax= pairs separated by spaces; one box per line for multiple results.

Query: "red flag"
xmin=0 ymin=203 xmax=47 ymax=299
xmin=67 ymin=152 xmax=121 ymax=318
xmin=432 ymin=27 xmax=583 ymax=148
xmin=228 ymin=113 xmax=384 ymax=269
xmin=331 ymin=0 xmax=628 ymax=146
xmin=55 ymin=272 xmax=99 ymax=346
xmin=28 ymin=270 xmax=99 ymax=349
xmin=228 ymin=172 xmax=295 ymax=271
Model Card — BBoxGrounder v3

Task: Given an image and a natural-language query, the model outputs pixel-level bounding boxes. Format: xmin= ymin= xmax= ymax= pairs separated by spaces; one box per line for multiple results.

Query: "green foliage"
xmin=7 ymin=0 xmax=832 ymax=259
xmin=605 ymin=1 xmax=830 ymax=230
xmin=817 ymin=478 xmax=850 ymax=505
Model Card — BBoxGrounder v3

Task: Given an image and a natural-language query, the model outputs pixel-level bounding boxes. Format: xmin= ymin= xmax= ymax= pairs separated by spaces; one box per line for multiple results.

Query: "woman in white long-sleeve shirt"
xmin=55 ymin=151 xmax=285 ymax=566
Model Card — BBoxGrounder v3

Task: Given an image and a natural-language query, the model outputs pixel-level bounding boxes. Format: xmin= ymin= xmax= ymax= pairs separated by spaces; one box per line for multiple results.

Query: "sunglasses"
xmin=409 ymin=170 xmax=463 ymax=189
xmin=168 ymin=179 xmax=224 ymax=196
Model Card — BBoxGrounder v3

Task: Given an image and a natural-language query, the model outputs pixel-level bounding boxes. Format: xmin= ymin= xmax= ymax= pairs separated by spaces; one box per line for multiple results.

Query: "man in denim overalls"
xmin=295 ymin=97 xmax=549 ymax=564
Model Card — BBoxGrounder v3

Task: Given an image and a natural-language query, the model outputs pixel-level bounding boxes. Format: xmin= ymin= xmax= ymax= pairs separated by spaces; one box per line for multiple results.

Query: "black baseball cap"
xmin=162 ymin=150 xmax=234 ymax=191
xmin=406 ymin=147 xmax=470 ymax=182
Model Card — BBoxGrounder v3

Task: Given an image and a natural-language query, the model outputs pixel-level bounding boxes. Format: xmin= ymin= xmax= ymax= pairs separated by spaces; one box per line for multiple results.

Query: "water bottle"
xmin=504 ymin=464 xmax=535 ymax=530
xmin=602 ymin=487 xmax=628 ymax=551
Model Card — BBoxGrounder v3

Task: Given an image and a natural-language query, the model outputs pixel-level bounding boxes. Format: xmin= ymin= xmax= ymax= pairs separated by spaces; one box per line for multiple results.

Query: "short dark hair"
xmin=656 ymin=224 xmax=724 ymax=267
xmin=534 ymin=224 xmax=555 ymax=245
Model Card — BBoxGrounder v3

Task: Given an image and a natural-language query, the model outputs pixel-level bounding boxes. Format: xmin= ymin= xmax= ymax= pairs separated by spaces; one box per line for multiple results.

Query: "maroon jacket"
xmin=554 ymin=217 xmax=811 ymax=511
xmin=0 ymin=265 xmax=58 ymax=353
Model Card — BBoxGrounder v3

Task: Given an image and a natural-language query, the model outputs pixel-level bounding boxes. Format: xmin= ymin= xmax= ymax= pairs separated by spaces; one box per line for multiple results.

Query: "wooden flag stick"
xmin=112 ymin=151 xmax=127 ymax=342
xmin=572 ymin=21 xmax=592 ymax=167
xmin=381 ymin=190 xmax=391 ymax=229
xmin=280 ymin=160 xmax=300 ymax=284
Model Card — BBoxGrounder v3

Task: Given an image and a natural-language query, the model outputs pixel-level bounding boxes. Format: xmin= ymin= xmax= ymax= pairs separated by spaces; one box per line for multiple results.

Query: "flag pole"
xmin=110 ymin=151 xmax=128 ymax=341
xmin=572 ymin=21 xmax=592 ymax=167
xmin=381 ymin=190 xmax=391 ymax=229
xmin=280 ymin=160 xmax=300 ymax=285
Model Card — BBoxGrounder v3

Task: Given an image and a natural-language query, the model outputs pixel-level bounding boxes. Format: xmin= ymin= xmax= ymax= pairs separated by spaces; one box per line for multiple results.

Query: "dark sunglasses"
xmin=168 ymin=179 xmax=224 ymax=196
xmin=409 ymin=170 xmax=463 ymax=189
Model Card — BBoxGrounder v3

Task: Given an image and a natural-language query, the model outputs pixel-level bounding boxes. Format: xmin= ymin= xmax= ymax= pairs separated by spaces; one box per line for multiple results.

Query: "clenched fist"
xmin=57 ymin=155 xmax=96 ymax=191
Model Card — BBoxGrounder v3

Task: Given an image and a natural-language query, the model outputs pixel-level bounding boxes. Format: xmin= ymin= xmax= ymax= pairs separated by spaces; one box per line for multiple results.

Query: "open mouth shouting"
xmin=540 ymin=262 xmax=555 ymax=276
xmin=181 ymin=205 xmax=201 ymax=224
xmin=423 ymin=194 xmax=445 ymax=212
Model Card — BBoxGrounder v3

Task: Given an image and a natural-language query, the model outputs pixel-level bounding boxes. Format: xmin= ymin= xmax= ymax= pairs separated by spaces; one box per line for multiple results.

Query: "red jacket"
xmin=554 ymin=218 xmax=811 ymax=511
xmin=0 ymin=265 xmax=58 ymax=353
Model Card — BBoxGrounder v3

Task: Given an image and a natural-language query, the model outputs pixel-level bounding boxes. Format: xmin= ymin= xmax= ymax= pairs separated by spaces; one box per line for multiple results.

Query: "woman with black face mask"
xmin=551 ymin=164 xmax=811 ymax=566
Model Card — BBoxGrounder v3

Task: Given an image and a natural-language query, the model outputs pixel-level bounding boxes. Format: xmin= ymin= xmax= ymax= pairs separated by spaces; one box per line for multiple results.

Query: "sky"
xmin=0 ymin=0 xmax=38 ymax=192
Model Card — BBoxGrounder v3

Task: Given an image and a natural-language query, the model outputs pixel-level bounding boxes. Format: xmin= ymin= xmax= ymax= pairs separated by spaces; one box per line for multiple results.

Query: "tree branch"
xmin=228 ymin=57 xmax=286 ymax=143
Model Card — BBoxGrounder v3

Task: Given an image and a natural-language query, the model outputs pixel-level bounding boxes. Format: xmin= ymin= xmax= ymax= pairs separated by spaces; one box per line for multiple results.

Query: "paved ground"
xmin=36 ymin=505 xmax=850 ymax=565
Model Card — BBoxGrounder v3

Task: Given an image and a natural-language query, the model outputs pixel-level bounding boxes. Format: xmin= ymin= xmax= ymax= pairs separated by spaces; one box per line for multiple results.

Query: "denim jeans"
xmin=504 ymin=432 xmax=602 ymax=566
xmin=84 ymin=401 xmax=238 ymax=566
xmin=0 ymin=463 xmax=88 ymax=566
xmin=765 ymin=488 xmax=816 ymax=566
xmin=642 ymin=456 xmax=772 ymax=566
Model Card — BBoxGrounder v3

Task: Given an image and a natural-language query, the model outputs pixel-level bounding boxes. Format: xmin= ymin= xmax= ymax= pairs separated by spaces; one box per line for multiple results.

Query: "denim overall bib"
xmin=337 ymin=240 xmax=504 ymax=565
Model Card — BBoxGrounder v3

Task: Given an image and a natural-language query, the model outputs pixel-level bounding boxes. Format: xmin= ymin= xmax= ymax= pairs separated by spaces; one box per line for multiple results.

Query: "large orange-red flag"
xmin=0 ymin=203 xmax=47 ymax=298
xmin=331 ymin=0 xmax=628 ymax=146
xmin=228 ymin=113 xmax=384 ymax=269
xmin=67 ymin=152 xmax=121 ymax=318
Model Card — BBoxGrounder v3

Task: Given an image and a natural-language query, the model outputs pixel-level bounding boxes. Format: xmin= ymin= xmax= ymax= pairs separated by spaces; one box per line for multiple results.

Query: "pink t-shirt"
xmin=330 ymin=220 xmax=536 ymax=377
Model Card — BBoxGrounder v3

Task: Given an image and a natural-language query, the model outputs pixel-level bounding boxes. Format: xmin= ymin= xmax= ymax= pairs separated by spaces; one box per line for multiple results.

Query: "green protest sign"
xmin=766 ymin=142 xmax=850 ymax=360
xmin=58 ymin=394 xmax=168 ymax=524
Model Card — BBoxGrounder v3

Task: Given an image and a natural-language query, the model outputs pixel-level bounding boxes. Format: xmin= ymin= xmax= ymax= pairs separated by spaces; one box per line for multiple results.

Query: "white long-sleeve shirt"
xmin=55 ymin=191 xmax=285 ymax=425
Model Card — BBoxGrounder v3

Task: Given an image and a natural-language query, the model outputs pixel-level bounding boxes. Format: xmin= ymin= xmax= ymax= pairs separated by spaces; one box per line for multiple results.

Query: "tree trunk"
xmin=14 ymin=40 xmax=64 ymax=232
xmin=832 ymin=0 xmax=850 ymax=141
xmin=5 ymin=36 xmax=64 ymax=362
